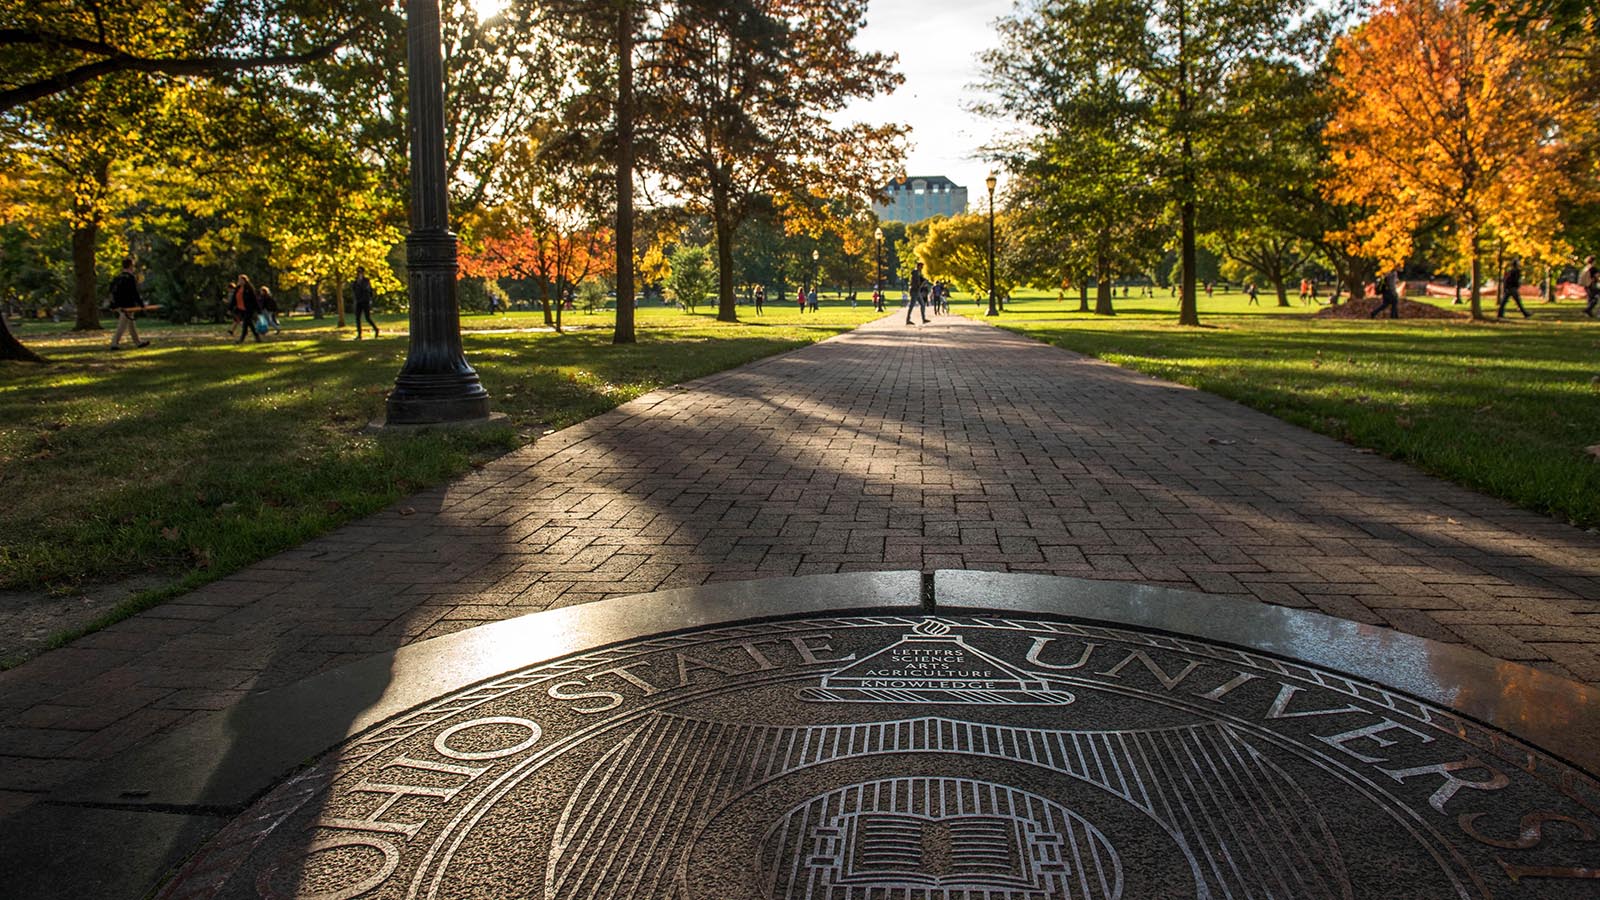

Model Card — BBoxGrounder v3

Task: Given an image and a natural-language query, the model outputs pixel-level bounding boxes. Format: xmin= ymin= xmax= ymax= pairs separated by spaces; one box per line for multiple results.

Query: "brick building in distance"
xmin=873 ymin=176 xmax=969 ymax=224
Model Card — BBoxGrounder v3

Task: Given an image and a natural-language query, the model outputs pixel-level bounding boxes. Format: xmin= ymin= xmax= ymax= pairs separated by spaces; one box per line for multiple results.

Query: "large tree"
xmin=0 ymin=0 xmax=376 ymax=113
xmin=980 ymin=0 xmax=1326 ymax=325
xmin=1324 ymin=0 xmax=1586 ymax=318
xmin=644 ymin=0 xmax=905 ymax=322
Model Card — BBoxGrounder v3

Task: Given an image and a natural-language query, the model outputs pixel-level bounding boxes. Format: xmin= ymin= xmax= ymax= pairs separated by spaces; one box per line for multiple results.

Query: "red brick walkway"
xmin=3 ymin=314 xmax=1599 ymax=816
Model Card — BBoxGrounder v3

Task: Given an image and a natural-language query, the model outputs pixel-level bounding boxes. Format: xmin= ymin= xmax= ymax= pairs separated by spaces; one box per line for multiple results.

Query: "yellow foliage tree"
xmin=1323 ymin=0 xmax=1582 ymax=318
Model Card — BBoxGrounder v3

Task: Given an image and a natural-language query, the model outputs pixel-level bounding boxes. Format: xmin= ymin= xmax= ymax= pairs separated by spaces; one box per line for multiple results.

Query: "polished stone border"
xmin=4 ymin=568 xmax=1597 ymax=900
xmin=936 ymin=570 xmax=1600 ymax=775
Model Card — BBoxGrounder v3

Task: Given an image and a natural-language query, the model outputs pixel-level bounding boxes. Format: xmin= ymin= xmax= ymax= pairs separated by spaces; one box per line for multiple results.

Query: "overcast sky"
xmin=841 ymin=0 xmax=1018 ymax=210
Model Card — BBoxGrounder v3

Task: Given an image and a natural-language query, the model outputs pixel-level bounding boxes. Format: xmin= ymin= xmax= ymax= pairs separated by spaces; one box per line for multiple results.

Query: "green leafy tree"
xmin=645 ymin=0 xmax=905 ymax=322
xmin=980 ymin=0 xmax=1327 ymax=325
xmin=0 ymin=0 xmax=376 ymax=113
xmin=665 ymin=243 xmax=716 ymax=313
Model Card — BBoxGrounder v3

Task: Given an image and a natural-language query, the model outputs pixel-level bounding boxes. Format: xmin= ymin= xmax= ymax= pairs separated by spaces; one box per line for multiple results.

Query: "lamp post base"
xmin=383 ymin=370 xmax=492 ymax=426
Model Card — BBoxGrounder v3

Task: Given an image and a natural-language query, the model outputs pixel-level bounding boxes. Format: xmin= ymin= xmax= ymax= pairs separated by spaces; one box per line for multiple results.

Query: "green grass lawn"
xmin=958 ymin=288 xmax=1600 ymax=529
xmin=0 ymin=299 xmax=886 ymax=658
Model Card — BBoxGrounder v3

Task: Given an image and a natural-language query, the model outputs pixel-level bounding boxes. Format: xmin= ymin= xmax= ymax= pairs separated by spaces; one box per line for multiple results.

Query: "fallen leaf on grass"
xmin=1586 ymin=444 xmax=1600 ymax=460
xmin=160 ymin=526 xmax=179 ymax=542
xmin=1396 ymin=416 xmax=1414 ymax=429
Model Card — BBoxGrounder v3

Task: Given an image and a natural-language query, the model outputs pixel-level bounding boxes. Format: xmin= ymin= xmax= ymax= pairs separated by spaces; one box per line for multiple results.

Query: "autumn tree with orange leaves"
xmin=1324 ymin=0 xmax=1586 ymax=318
xmin=460 ymin=129 xmax=613 ymax=332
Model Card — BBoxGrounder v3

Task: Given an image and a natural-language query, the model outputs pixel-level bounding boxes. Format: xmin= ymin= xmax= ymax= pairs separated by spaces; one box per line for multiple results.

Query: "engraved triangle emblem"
xmin=799 ymin=619 xmax=1075 ymax=705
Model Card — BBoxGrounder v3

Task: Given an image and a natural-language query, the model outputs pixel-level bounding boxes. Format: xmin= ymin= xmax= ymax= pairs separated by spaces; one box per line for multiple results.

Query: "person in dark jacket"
xmin=233 ymin=275 xmax=262 ymax=343
xmin=1497 ymin=258 xmax=1530 ymax=318
xmin=108 ymin=257 xmax=150 ymax=350
xmin=906 ymin=263 xmax=929 ymax=325
xmin=258 ymin=286 xmax=282 ymax=334
xmin=352 ymin=266 xmax=380 ymax=338
xmin=1370 ymin=270 xmax=1401 ymax=319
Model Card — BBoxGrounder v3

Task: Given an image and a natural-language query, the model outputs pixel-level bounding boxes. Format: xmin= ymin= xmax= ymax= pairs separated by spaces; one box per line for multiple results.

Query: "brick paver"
xmin=3 ymin=313 xmax=1600 ymax=816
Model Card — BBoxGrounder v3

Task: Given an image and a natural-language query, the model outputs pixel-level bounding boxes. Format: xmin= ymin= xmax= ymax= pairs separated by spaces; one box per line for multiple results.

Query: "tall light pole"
xmin=875 ymin=227 xmax=884 ymax=297
xmin=985 ymin=172 xmax=999 ymax=317
xmin=384 ymin=0 xmax=492 ymax=426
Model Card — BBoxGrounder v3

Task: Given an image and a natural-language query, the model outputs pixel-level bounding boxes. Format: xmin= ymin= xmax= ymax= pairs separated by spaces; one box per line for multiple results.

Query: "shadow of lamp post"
xmin=383 ymin=0 xmax=492 ymax=426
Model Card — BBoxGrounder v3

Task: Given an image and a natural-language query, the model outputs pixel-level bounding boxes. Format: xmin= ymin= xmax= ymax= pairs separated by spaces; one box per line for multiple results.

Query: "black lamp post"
xmin=384 ymin=0 xmax=492 ymax=426
xmin=985 ymin=172 xmax=999 ymax=317
xmin=875 ymin=227 xmax=884 ymax=299
xmin=812 ymin=248 xmax=820 ymax=299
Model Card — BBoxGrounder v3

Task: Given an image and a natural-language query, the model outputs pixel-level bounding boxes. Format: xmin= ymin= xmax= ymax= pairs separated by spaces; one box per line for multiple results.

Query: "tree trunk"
xmin=71 ymin=220 xmax=102 ymax=331
xmin=1094 ymin=250 xmax=1115 ymax=316
xmin=311 ymin=283 xmax=324 ymax=318
xmin=1175 ymin=0 xmax=1199 ymax=327
xmin=1274 ymin=275 xmax=1290 ymax=307
xmin=612 ymin=5 xmax=637 ymax=345
xmin=713 ymin=194 xmax=738 ymax=323
xmin=335 ymin=273 xmax=347 ymax=327
xmin=1077 ymin=281 xmax=1090 ymax=312
xmin=1178 ymin=200 xmax=1198 ymax=325
xmin=1 ymin=313 xmax=46 ymax=363
xmin=1469 ymin=253 xmax=1483 ymax=320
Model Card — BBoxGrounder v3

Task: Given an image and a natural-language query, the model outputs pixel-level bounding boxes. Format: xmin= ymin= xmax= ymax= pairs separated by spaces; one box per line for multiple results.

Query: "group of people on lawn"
xmin=102 ymin=251 xmax=1600 ymax=350
xmin=1367 ymin=255 xmax=1600 ymax=320
xmin=108 ymin=259 xmax=382 ymax=350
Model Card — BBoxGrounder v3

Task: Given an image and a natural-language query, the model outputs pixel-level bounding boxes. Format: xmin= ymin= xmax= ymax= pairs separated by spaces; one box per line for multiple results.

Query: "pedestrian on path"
xmin=353 ymin=266 xmax=381 ymax=338
xmin=108 ymin=256 xmax=150 ymax=350
xmin=1581 ymin=255 xmax=1598 ymax=318
xmin=1497 ymin=258 xmax=1530 ymax=318
xmin=233 ymin=275 xmax=263 ymax=343
xmin=259 ymin=286 xmax=282 ymax=334
xmin=1370 ymin=270 xmax=1401 ymax=319
xmin=907 ymin=263 xmax=929 ymax=325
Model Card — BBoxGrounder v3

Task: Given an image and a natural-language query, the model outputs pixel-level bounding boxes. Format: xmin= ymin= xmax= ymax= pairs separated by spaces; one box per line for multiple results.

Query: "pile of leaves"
xmin=1315 ymin=298 xmax=1469 ymax=320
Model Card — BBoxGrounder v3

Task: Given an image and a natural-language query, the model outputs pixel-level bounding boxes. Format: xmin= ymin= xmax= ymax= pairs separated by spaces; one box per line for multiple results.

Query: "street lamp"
xmin=985 ymin=172 xmax=999 ymax=317
xmin=812 ymin=248 xmax=820 ymax=294
xmin=384 ymin=0 xmax=491 ymax=425
xmin=875 ymin=227 xmax=884 ymax=299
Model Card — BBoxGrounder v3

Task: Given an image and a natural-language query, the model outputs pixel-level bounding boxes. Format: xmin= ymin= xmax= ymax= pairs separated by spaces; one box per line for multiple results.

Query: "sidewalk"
xmin=3 ymin=313 xmax=1598 ymax=818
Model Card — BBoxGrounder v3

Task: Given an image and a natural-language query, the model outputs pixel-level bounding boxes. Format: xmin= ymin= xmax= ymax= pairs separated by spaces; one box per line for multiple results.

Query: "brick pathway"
xmin=3 ymin=314 xmax=1599 ymax=817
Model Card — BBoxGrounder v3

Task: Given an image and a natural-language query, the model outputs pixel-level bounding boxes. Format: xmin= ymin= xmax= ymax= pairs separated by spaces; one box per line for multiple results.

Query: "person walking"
xmin=1497 ymin=257 xmax=1530 ymax=318
xmin=1369 ymin=270 xmax=1401 ymax=319
xmin=352 ymin=266 xmax=380 ymax=338
xmin=754 ymin=285 xmax=765 ymax=315
xmin=1580 ymin=255 xmax=1598 ymax=318
xmin=108 ymin=256 xmax=150 ymax=350
xmin=809 ymin=287 xmax=819 ymax=312
xmin=258 ymin=286 xmax=283 ymax=334
xmin=233 ymin=275 xmax=263 ymax=343
xmin=1246 ymin=282 xmax=1260 ymax=305
xmin=906 ymin=263 xmax=929 ymax=325
xmin=796 ymin=286 xmax=807 ymax=314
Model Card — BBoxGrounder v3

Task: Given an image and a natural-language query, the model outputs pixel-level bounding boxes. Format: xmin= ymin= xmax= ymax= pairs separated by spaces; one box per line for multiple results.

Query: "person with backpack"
xmin=1497 ymin=257 xmax=1530 ymax=318
xmin=108 ymin=256 xmax=150 ymax=350
xmin=233 ymin=275 xmax=263 ymax=343
xmin=352 ymin=266 xmax=380 ymax=338
xmin=1581 ymin=255 xmax=1598 ymax=318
